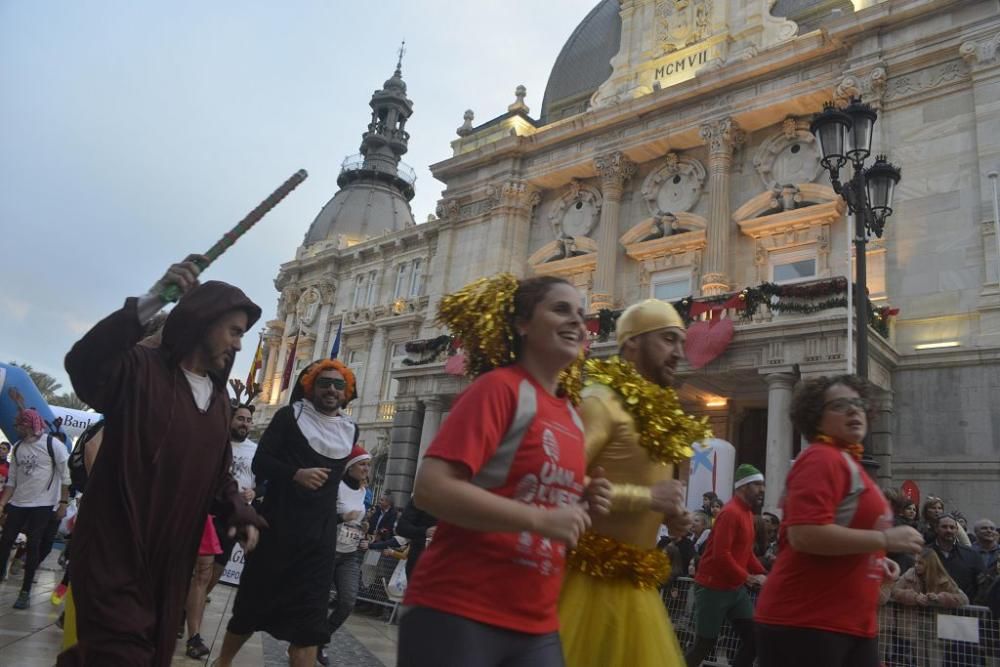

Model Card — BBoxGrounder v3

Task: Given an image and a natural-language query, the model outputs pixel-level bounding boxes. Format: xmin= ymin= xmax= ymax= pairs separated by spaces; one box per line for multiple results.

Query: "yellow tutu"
xmin=559 ymin=569 xmax=684 ymax=667
xmin=62 ymin=587 xmax=77 ymax=650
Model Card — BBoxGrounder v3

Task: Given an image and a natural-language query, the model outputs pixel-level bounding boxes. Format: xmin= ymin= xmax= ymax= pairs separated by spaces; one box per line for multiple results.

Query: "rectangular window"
xmin=346 ymin=349 xmax=365 ymax=396
xmin=409 ymin=258 xmax=423 ymax=297
xmin=770 ymin=248 xmax=817 ymax=285
xmin=366 ymin=270 xmax=378 ymax=306
xmin=650 ymin=270 xmax=691 ymax=302
xmin=352 ymin=274 xmax=366 ymax=309
xmin=382 ymin=342 xmax=408 ymax=401
xmin=394 ymin=263 xmax=411 ymax=299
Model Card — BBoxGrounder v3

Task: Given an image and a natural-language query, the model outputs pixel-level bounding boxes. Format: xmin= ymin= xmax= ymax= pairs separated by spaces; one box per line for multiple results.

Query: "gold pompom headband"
xmin=436 ymin=273 xmax=584 ymax=403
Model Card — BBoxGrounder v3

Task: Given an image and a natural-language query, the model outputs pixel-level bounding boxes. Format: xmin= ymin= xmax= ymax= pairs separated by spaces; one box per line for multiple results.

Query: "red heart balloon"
xmin=444 ymin=351 xmax=466 ymax=376
xmin=685 ymin=317 xmax=734 ymax=369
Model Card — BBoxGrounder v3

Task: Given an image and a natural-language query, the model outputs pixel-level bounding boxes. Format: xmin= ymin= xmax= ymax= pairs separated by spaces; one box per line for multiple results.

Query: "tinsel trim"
xmin=435 ymin=273 xmax=583 ymax=403
xmin=566 ymin=532 xmax=672 ymax=590
xmin=584 ymin=356 xmax=712 ymax=464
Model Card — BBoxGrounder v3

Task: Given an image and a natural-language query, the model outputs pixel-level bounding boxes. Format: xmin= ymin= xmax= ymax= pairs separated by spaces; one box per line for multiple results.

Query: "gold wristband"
xmin=611 ymin=484 xmax=653 ymax=512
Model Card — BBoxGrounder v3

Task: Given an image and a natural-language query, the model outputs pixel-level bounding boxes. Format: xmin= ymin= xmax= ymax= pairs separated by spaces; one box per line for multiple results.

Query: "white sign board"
xmin=219 ymin=543 xmax=246 ymax=586
xmin=936 ymin=614 xmax=979 ymax=643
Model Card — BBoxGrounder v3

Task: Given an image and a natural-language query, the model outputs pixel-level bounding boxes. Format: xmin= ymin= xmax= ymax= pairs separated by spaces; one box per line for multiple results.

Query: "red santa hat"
xmin=345 ymin=444 xmax=371 ymax=470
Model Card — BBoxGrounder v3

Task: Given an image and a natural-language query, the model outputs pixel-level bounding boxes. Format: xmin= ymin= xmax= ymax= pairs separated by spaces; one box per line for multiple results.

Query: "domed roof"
xmin=540 ymin=0 xmax=620 ymax=124
xmin=303 ymin=180 xmax=415 ymax=246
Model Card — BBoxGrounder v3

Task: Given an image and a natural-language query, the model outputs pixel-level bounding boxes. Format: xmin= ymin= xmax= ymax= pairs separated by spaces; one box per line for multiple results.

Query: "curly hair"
xmin=301 ymin=359 xmax=357 ymax=403
xmin=789 ymin=374 xmax=875 ymax=441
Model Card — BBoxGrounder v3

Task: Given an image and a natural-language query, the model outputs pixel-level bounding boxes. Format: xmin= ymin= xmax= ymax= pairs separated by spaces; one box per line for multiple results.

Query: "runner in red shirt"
xmin=399 ymin=275 xmax=611 ymax=667
xmin=754 ymin=375 xmax=922 ymax=667
xmin=686 ymin=464 xmax=767 ymax=667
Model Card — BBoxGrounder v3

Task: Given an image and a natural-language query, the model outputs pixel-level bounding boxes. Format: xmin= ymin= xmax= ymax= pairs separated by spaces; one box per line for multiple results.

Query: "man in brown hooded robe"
xmin=59 ymin=258 xmax=267 ymax=666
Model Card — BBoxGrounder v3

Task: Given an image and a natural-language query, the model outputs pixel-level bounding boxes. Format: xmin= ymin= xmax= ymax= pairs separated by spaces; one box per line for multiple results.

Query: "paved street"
xmin=0 ymin=549 xmax=397 ymax=666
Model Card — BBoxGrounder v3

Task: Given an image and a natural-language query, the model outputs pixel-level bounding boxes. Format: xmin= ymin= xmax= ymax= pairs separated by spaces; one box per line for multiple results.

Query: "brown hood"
xmin=161 ymin=280 xmax=262 ymax=385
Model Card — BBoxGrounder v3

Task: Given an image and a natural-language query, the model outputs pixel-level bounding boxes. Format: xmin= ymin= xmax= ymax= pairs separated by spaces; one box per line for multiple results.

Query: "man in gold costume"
xmin=560 ymin=299 xmax=710 ymax=666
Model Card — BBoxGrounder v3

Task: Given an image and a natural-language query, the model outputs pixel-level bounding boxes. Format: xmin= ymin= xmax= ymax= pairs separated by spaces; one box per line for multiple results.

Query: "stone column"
xmin=867 ymin=388 xmax=894 ymax=484
xmin=592 ymin=151 xmax=637 ymax=310
xmin=269 ymin=309 xmax=298 ymax=404
xmin=763 ymin=371 xmax=796 ymax=513
xmin=488 ymin=180 xmax=541 ymax=277
xmin=259 ymin=329 xmax=282 ymax=401
xmin=386 ymin=399 xmax=423 ymax=500
xmin=416 ymin=397 xmax=444 ymax=466
xmin=699 ymin=118 xmax=745 ymax=296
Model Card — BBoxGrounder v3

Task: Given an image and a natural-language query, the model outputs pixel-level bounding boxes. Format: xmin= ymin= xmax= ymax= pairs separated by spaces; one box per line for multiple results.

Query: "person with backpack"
xmin=398 ymin=274 xmax=609 ymax=667
xmin=215 ymin=359 xmax=359 ymax=667
xmin=0 ymin=407 xmax=71 ymax=610
xmin=754 ymin=375 xmax=923 ymax=667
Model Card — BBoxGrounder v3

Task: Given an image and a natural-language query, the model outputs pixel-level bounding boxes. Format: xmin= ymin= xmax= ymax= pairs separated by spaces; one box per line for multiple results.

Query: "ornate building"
xmin=257 ymin=0 xmax=1000 ymax=520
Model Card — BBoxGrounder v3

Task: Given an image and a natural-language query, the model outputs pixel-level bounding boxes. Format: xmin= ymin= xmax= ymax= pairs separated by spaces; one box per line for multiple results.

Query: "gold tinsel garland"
xmin=584 ymin=356 xmax=712 ymax=464
xmin=436 ymin=273 xmax=584 ymax=403
xmin=566 ymin=532 xmax=672 ymax=590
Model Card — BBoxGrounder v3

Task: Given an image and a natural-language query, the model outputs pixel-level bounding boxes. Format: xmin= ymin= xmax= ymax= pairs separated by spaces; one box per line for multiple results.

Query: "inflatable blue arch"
xmin=0 ymin=361 xmax=102 ymax=449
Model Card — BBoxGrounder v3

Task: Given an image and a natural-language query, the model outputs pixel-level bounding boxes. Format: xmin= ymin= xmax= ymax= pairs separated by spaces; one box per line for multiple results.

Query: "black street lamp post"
xmin=810 ymin=98 xmax=901 ymax=379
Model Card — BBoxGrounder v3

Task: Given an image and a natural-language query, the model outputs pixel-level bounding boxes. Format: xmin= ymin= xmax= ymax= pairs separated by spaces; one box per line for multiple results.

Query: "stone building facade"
xmin=256 ymin=0 xmax=1000 ymax=520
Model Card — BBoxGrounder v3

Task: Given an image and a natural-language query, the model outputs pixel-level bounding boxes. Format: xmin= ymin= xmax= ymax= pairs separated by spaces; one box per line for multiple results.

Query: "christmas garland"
xmin=593 ymin=277 xmax=896 ymax=339
xmin=402 ymin=334 xmax=453 ymax=365
xmin=584 ymin=356 xmax=711 ymax=464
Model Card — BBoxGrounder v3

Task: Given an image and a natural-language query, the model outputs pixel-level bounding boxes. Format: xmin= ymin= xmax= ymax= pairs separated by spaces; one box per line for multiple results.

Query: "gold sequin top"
xmin=579 ymin=383 xmax=674 ymax=549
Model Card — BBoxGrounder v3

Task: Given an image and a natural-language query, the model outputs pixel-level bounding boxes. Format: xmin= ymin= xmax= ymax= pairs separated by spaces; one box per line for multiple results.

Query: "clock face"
xmin=561 ymin=199 xmax=598 ymax=237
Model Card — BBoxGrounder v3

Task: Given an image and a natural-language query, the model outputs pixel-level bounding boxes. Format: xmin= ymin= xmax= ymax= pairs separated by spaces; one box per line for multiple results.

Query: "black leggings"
xmin=397 ymin=606 xmax=564 ymax=667
xmin=756 ymin=623 xmax=878 ymax=667
xmin=0 ymin=505 xmax=53 ymax=593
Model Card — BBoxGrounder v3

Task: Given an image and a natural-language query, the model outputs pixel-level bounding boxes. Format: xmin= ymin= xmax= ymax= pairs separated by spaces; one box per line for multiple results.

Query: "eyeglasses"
xmin=315 ymin=377 xmax=347 ymax=390
xmin=823 ymin=397 xmax=868 ymax=413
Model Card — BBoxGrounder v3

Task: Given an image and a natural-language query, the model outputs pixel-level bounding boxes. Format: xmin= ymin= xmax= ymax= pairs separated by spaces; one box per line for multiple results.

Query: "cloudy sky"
xmin=1 ymin=0 xmax=592 ymax=393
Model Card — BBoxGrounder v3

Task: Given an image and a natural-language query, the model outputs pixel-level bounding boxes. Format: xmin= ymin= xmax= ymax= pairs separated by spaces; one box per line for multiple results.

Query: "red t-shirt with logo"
xmin=404 ymin=365 xmax=586 ymax=634
xmin=755 ymin=442 xmax=892 ymax=637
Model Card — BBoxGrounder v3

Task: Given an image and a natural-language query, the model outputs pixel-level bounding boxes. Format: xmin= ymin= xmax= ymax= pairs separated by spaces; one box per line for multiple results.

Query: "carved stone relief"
xmin=834 ymin=66 xmax=888 ymax=108
xmin=548 ymin=180 xmax=603 ymax=240
xmin=654 ymin=0 xmax=714 ymax=54
xmin=753 ymin=118 xmax=822 ymax=190
xmin=640 ymin=153 xmax=706 ymax=216
xmin=296 ymin=287 xmax=322 ymax=327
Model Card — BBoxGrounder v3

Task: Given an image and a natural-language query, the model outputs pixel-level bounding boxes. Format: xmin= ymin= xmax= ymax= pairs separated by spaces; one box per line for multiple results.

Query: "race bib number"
xmin=338 ymin=522 xmax=364 ymax=547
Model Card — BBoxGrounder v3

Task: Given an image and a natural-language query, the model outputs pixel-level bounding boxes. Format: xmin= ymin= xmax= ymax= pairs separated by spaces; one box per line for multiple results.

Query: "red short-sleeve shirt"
xmin=403 ymin=365 xmax=586 ymax=634
xmin=755 ymin=442 xmax=892 ymax=638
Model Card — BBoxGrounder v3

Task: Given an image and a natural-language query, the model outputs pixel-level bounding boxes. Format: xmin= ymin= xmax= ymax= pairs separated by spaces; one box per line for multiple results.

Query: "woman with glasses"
xmin=215 ymin=360 xmax=359 ymax=667
xmin=755 ymin=375 xmax=923 ymax=667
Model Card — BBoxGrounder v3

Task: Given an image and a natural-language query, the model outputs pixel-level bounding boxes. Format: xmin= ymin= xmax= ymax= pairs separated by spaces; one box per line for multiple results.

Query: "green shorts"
xmin=692 ymin=583 xmax=754 ymax=639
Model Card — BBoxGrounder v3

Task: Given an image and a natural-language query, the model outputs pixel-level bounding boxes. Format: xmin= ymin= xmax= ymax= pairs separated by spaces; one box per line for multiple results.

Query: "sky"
xmin=0 ymin=0 xmax=593 ymax=394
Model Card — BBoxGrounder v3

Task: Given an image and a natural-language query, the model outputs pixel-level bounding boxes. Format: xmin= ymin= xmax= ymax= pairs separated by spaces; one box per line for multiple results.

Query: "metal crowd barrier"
xmin=352 ymin=552 xmax=404 ymax=622
xmin=662 ymin=576 xmax=999 ymax=667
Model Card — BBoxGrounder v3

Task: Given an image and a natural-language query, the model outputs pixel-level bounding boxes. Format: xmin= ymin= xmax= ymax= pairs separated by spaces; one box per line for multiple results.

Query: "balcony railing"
xmin=377 ymin=401 xmax=397 ymax=422
xmin=340 ymin=154 xmax=417 ymax=185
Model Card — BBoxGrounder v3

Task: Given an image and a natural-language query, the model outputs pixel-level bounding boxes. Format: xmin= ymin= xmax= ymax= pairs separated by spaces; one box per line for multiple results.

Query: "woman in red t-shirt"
xmin=755 ymin=375 xmax=923 ymax=667
xmin=398 ymin=275 xmax=611 ymax=667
